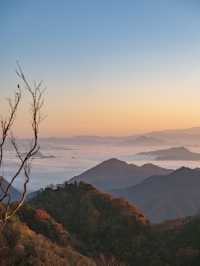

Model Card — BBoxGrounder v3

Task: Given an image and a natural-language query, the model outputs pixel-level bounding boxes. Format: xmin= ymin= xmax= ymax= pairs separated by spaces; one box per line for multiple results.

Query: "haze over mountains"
xmin=4 ymin=147 xmax=200 ymax=224
xmin=4 ymin=126 xmax=200 ymax=225
xmin=135 ymin=127 xmax=200 ymax=146
xmin=68 ymin=157 xmax=200 ymax=223
xmin=5 ymin=127 xmax=200 ymax=192
xmin=69 ymin=158 xmax=172 ymax=190
xmin=3 ymin=151 xmax=200 ymax=264
xmin=112 ymin=167 xmax=200 ymax=223
xmin=147 ymin=127 xmax=200 ymax=145
xmin=122 ymin=135 xmax=166 ymax=146
xmin=47 ymin=126 xmax=200 ymax=146
xmin=136 ymin=146 xmax=200 ymax=161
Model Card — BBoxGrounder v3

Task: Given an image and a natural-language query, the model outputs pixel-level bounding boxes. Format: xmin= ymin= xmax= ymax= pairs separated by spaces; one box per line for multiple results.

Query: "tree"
xmin=0 ymin=63 xmax=45 ymax=226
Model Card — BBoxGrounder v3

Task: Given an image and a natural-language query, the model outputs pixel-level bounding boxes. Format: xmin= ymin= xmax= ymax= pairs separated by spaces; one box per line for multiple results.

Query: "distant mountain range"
xmin=146 ymin=126 xmax=200 ymax=145
xmin=122 ymin=127 xmax=200 ymax=146
xmin=148 ymin=126 xmax=200 ymax=137
xmin=136 ymin=146 xmax=200 ymax=161
xmin=122 ymin=135 xmax=166 ymax=146
xmin=69 ymin=158 xmax=172 ymax=190
xmin=40 ymin=126 xmax=200 ymax=146
xmin=68 ymin=157 xmax=200 ymax=223
xmin=43 ymin=134 xmax=166 ymax=146
xmin=112 ymin=167 xmax=200 ymax=223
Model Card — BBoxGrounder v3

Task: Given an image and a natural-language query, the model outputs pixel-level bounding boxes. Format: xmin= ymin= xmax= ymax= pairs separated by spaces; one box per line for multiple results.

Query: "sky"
xmin=1 ymin=0 xmax=200 ymax=137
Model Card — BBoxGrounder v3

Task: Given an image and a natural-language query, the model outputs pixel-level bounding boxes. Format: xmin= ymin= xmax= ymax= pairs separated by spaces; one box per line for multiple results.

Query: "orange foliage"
xmin=34 ymin=209 xmax=50 ymax=221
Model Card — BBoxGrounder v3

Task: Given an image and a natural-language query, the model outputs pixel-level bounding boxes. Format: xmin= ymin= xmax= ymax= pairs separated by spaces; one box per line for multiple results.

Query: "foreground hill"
xmin=28 ymin=182 xmax=200 ymax=266
xmin=137 ymin=146 xmax=200 ymax=161
xmin=69 ymin=158 xmax=172 ymax=190
xmin=30 ymin=182 xmax=149 ymax=264
xmin=0 ymin=216 xmax=96 ymax=266
xmin=0 ymin=181 xmax=199 ymax=265
xmin=113 ymin=167 xmax=200 ymax=223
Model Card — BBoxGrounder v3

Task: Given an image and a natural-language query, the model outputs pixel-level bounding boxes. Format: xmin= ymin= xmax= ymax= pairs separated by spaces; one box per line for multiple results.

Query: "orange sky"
xmin=7 ymin=74 xmax=200 ymax=138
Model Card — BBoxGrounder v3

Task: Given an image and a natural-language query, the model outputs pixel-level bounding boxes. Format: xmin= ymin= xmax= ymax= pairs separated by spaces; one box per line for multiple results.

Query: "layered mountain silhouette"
xmin=112 ymin=167 xmax=200 ymax=223
xmin=122 ymin=135 xmax=166 ymax=146
xmin=147 ymin=126 xmax=200 ymax=145
xmin=46 ymin=126 xmax=200 ymax=146
xmin=136 ymin=146 xmax=200 ymax=161
xmin=69 ymin=158 xmax=172 ymax=190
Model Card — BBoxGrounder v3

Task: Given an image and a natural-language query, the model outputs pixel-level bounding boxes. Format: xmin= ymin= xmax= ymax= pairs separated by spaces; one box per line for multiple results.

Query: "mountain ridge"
xmin=69 ymin=158 xmax=172 ymax=190
xmin=112 ymin=167 xmax=200 ymax=223
xmin=136 ymin=146 xmax=200 ymax=161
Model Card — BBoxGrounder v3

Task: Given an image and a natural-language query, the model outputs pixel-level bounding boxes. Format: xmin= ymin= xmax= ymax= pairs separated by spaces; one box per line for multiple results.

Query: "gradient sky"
xmin=1 ymin=1 xmax=200 ymax=137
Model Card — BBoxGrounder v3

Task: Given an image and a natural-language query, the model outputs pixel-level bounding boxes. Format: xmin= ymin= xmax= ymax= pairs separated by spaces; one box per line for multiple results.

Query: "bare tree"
xmin=0 ymin=63 xmax=45 ymax=226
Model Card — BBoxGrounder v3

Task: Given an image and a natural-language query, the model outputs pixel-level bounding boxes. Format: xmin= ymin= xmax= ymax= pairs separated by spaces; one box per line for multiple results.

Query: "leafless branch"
xmin=0 ymin=63 xmax=45 ymax=225
xmin=0 ymin=90 xmax=21 ymax=168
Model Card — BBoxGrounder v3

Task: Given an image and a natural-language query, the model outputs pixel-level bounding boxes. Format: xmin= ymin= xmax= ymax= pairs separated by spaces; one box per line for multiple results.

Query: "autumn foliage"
xmin=35 ymin=209 xmax=50 ymax=221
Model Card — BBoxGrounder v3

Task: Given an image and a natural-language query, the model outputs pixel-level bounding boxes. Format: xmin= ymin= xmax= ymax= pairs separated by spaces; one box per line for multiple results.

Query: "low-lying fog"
xmin=2 ymin=137 xmax=200 ymax=191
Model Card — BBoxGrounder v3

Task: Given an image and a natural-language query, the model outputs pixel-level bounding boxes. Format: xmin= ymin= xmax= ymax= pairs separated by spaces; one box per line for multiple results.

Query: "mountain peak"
xmin=101 ymin=158 xmax=126 ymax=166
xmin=69 ymin=159 xmax=172 ymax=191
xmin=141 ymin=163 xmax=160 ymax=168
xmin=173 ymin=166 xmax=193 ymax=175
xmin=137 ymin=146 xmax=200 ymax=161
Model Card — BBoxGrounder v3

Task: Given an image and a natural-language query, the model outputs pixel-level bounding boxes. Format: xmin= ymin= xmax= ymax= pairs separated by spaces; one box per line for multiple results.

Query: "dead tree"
xmin=0 ymin=63 xmax=45 ymax=225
